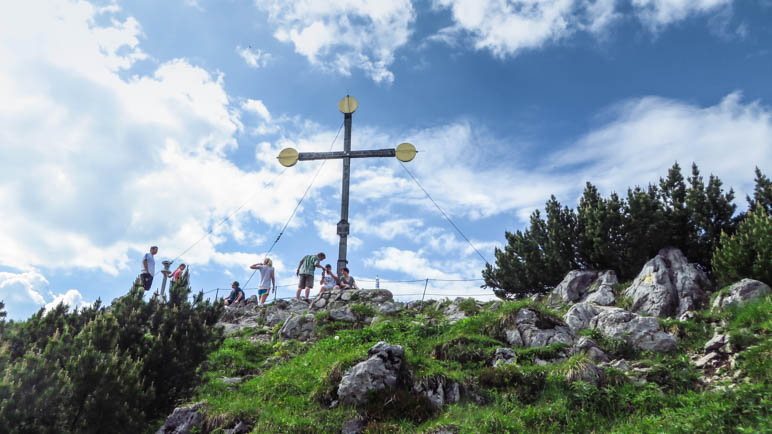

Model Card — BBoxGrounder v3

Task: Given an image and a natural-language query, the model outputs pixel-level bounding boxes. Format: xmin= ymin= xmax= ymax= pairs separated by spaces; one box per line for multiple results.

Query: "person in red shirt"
xmin=171 ymin=264 xmax=186 ymax=283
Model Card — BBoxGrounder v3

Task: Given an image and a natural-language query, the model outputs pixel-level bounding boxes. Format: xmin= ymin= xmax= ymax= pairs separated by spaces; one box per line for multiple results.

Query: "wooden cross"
xmin=278 ymin=96 xmax=416 ymax=277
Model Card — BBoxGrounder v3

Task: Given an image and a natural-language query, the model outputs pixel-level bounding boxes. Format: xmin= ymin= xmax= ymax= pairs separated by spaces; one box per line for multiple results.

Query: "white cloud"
xmin=0 ymin=271 xmax=48 ymax=305
xmin=242 ymin=98 xmax=272 ymax=122
xmin=555 ymin=92 xmax=772 ymax=202
xmin=236 ymin=45 xmax=272 ymax=69
xmin=632 ymin=0 xmax=732 ymax=30
xmin=432 ymin=0 xmax=737 ymax=57
xmin=253 ymin=0 xmax=415 ymax=83
xmin=431 ymin=0 xmax=619 ymax=57
xmin=44 ymin=289 xmax=91 ymax=313
xmin=0 ymin=0 xmax=345 ymax=277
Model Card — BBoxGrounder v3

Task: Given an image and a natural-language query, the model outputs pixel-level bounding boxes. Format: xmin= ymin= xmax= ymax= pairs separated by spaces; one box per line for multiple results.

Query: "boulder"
xmin=589 ymin=307 xmax=677 ymax=352
xmin=264 ymin=306 xmax=291 ymax=326
xmin=287 ymin=299 xmax=310 ymax=314
xmin=712 ymin=279 xmax=771 ymax=310
xmin=156 ymin=402 xmax=203 ymax=434
xmin=572 ymin=337 xmax=610 ymax=363
xmin=565 ymin=361 xmax=606 ymax=386
xmin=443 ymin=302 xmax=469 ymax=324
xmin=337 ymin=342 xmax=405 ymax=406
xmin=330 ymin=306 xmax=357 ymax=323
xmin=412 ymin=377 xmax=460 ymax=409
xmin=357 ymin=289 xmax=394 ymax=304
xmin=625 ymin=247 xmax=712 ymax=318
xmin=704 ymin=334 xmax=728 ymax=353
xmin=564 ymin=303 xmax=604 ymax=332
xmin=504 ymin=308 xmax=575 ymax=348
xmin=245 ymin=295 xmax=258 ymax=305
xmin=223 ymin=421 xmax=250 ymax=434
xmin=279 ymin=314 xmax=315 ymax=341
xmin=378 ymin=301 xmax=403 ymax=315
xmin=581 ymin=271 xmax=618 ymax=306
xmin=492 ymin=348 xmax=517 ymax=367
xmin=553 ymin=271 xmax=599 ymax=303
xmin=341 ymin=416 xmax=368 ymax=434
xmin=312 ymin=296 xmax=328 ymax=309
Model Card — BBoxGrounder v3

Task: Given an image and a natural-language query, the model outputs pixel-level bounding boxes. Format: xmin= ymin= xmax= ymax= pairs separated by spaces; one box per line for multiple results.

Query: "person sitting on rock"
xmin=224 ymin=281 xmax=244 ymax=306
xmin=334 ymin=267 xmax=359 ymax=290
xmin=319 ymin=264 xmax=338 ymax=294
xmin=250 ymin=258 xmax=275 ymax=306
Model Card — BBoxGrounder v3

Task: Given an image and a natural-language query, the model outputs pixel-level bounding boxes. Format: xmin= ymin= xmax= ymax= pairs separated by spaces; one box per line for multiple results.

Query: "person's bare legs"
xmin=259 ymin=293 xmax=269 ymax=305
xmin=304 ymin=287 xmax=311 ymax=300
xmin=296 ymin=288 xmax=302 ymax=300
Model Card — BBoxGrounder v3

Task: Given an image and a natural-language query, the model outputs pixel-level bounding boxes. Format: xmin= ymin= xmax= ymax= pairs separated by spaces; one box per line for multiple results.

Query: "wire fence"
xmin=186 ymin=277 xmax=493 ymax=305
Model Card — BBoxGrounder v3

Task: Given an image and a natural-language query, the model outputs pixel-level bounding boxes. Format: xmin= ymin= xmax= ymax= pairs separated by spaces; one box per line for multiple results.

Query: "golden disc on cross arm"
xmin=395 ymin=143 xmax=417 ymax=162
xmin=338 ymin=95 xmax=358 ymax=114
xmin=278 ymin=148 xmax=299 ymax=167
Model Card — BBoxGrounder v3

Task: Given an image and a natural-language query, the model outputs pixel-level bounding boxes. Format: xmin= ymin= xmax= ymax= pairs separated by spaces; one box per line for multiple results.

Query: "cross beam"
xmin=278 ymin=96 xmax=416 ymax=277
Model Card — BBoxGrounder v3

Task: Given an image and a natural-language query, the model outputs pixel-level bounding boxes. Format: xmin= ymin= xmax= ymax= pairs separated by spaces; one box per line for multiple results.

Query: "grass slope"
xmin=192 ymin=298 xmax=771 ymax=433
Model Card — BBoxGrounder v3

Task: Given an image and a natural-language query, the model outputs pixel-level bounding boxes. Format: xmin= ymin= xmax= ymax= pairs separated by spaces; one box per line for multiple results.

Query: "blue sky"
xmin=1 ymin=0 xmax=770 ymax=320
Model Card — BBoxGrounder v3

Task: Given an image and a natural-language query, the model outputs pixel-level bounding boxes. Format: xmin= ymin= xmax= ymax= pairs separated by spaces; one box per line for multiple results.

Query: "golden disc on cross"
xmin=278 ymin=148 xmax=299 ymax=167
xmin=338 ymin=95 xmax=358 ymax=114
xmin=395 ymin=143 xmax=417 ymax=162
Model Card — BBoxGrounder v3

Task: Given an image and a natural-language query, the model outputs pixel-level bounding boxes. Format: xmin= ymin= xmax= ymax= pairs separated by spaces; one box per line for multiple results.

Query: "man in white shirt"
xmin=140 ymin=246 xmax=158 ymax=291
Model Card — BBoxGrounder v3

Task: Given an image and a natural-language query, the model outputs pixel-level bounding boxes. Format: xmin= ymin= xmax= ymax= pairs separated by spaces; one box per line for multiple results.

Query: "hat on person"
xmin=232 ymin=281 xmax=240 ymax=287
xmin=325 ymin=264 xmax=332 ymax=268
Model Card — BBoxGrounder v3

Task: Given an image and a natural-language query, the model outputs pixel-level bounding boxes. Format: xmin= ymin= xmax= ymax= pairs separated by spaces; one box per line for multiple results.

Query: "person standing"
xmin=224 ymin=281 xmax=244 ymax=306
xmin=250 ymin=258 xmax=275 ymax=306
xmin=140 ymin=246 xmax=158 ymax=292
xmin=319 ymin=264 xmax=338 ymax=294
xmin=296 ymin=252 xmax=325 ymax=300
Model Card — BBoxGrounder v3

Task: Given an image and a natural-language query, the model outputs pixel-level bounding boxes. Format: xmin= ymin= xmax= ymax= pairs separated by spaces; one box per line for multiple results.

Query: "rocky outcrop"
xmin=548 ymin=270 xmax=617 ymax=307
xmin=279 ymin=314 xmax=315 ymax=341
xmin=492 ymin=348 xmax=517 ymax=367
xmin=504 ymin=308 xmax=575 ymax=348
xmin=625 ymin=247 xmax=712 ymax=318
xmin=337 ymin=342 xmax=405 ymax=406
xmin=571 ymin=337 xmax=610 ymax=363
xmin=156 ymin=403 xmax=203 ymax=434
xmin=712 ymin=279 xmax=771 ymax=310
xmin=412 ymin=376 xmax=460 ymax=409
xmin=564 ymin=303 xmax=676 ymax=352
xmin=553 ymin=271 xmax=599 ymax=303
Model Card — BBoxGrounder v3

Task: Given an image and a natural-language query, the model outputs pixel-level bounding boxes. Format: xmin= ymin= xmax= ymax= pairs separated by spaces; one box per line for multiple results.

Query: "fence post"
xmin=421 ymin=278 xmax=429 ymax=303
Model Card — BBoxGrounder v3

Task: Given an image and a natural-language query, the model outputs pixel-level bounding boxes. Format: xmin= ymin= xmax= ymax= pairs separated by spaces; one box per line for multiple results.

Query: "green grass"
xmin=190 ymin=298 xmax=771 ymax=433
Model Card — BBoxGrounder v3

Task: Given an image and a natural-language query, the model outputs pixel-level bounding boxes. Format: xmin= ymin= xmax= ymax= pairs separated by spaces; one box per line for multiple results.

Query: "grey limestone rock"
xmin=264 ymin=306 xmax=291 ymax=326
xmin=504 ymin=308 xmax=575 ymax=348
xmin=704 ymin=334 xmax=728 ymax=353
xmin=553 ymin=271 xmax=599 ymax=303
xmin=337 ymin=342 xmax=405 ymax=406
xmin=245 ymin=295 xmax=258 ymax=305
xmin=625 ymin=247 xmax=712 ymax=318
xmin=357 ymin=289 xmax=394 ymax=304
xmin=330 ymin=306 xmax=357 ymax=322
xmin=378 ymin=301 xmax=403 ymax=315
xmin=156 ymin=402 xmax=203 ymax=434
xmin=590 ymin=308 xmax=677 ymax=352
xmin=341 ymin=416 xmax=368 ymax=434
xmin=412 ymin=377 xmax=460 ymax=409
xmin=279 ymin=314 xmax=315 ymax=341
xmin=712 ymin=279 xmax=771 ymax=310
xmin=564 ymin=303 xmax=676 ymax=352
xmin=572 ymin=337 xmax=610 ymax=363
xmin=582 ymin=272 xmax=617 ymax=306
xmin=492 ymin=348 xmax=517 ymax=367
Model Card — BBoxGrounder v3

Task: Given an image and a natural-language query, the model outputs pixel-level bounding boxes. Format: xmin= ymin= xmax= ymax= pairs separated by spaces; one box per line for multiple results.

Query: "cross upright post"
xmin=277 ymin=96 xmax=417 ymax=277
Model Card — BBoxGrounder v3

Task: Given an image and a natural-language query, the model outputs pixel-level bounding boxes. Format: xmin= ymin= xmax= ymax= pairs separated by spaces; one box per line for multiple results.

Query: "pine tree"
xmin=747 ymin=166 xmax=772 ymax=214
xmin=576 ymin=183 xmax=626 ymax=272
xmin=712 ymin=206 xmax=772 ymax=287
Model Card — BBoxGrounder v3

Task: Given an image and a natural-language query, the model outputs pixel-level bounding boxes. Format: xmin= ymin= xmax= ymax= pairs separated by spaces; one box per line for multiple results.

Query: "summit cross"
xmin=278 ymin=96 xmax=417 ymax=277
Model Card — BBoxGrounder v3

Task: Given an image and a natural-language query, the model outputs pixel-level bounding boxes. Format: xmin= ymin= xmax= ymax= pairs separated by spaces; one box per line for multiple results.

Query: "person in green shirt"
xmin=296 ymin=252 xmax=325 ymax=300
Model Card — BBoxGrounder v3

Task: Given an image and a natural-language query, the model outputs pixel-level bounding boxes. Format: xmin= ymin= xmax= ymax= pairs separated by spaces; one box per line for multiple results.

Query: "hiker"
xmin=319 ymin=264 xmax=338 ymax=294
xmin=334 ymin=267 xmax=359 ymax=290
xmin=250 ymin=258 xmax=275 ymax=306
xmin=296 ymin=252 xmax=325 ymax=300
xmin=224 ymin=281 xmax=244 ymax=306
xmin=170 ymin=264 xmax=186 ymax=283
xmin=140 ymin=246 xmax=158 ymax=291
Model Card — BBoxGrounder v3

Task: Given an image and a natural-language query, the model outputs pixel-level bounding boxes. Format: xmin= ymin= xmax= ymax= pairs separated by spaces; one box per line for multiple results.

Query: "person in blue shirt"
xmin=224 ymin=281 xmax=244 ymax=306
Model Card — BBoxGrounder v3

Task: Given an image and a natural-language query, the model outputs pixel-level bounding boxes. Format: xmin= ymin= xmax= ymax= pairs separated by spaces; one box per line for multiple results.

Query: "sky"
xmin=0 ymin=0 xmax=770 ymax=320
